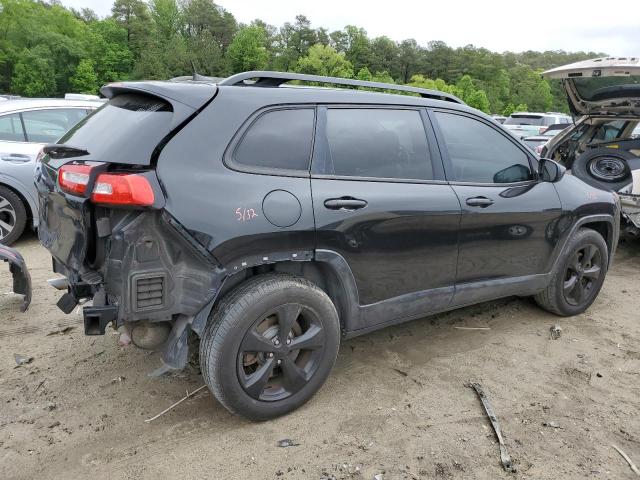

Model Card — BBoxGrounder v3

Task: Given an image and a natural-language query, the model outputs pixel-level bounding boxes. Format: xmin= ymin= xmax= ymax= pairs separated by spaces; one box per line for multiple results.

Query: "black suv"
xmin=36 ymin=72 xmax=620 ymax=420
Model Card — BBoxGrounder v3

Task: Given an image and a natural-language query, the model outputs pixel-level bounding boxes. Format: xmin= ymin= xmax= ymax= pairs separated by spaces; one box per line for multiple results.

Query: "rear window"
xmin=56 ymin=93 xmax=173 ymax=165
xmin=233 ymin=109 xmax=314 ymax=172
xmin=573 ymin=75 xmax=640 ymax=101
xmin=504 ymin=115 xmax=544 ymax=126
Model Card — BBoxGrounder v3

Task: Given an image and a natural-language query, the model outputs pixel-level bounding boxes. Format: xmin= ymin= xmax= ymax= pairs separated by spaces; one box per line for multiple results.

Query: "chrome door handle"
xmin=466 ymin=196 xmax=494 ymax=208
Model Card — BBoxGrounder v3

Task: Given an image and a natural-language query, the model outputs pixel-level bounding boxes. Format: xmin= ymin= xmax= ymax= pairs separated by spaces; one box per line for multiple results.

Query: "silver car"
xmin=0 ymin=98 xmax=102 ymax=244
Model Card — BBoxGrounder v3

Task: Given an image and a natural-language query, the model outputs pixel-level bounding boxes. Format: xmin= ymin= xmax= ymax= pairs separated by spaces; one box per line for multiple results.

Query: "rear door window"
xmin=233 ymin=108 xmax=315 ymax=173
xmin=22 ymin=108 xmax=89 ymax=143
xmin=324 ymin=108 xmax=433 ymax=180
xmin=435 ymin=111 xmax=533 ymax=184
xmin=0 ymin=113 xmax=26 ymax=142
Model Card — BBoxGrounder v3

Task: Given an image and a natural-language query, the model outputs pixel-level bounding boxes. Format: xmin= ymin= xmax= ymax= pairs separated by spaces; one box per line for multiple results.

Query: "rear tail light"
xmin=58 ymin=163 xmax=155 ymax=206
xmin=539 ymin=127 xmax=548 ymax=134
xmin=58 ymin=164 xmax=93 ymax=195
xmin=92 ymin=173 xmax=154 ymax=206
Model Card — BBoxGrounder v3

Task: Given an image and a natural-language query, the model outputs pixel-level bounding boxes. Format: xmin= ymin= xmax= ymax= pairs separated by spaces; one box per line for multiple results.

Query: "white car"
xmin=541 ymin=56 xmax=640 ymax=235
xmin=0 ymin=98 xmax=102 ymax=244
xmin=503 ymin=112 xmax=572 ymax=138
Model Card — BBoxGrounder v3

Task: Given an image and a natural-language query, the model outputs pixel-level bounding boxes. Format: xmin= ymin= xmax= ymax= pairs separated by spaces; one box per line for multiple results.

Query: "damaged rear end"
xmin=35 ymin=81 xmax=223 ymax=369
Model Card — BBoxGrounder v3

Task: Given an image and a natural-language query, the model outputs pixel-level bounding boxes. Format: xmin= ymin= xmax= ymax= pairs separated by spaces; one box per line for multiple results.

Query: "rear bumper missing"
xmin=0 ymin=245 xmax=31 ymax=312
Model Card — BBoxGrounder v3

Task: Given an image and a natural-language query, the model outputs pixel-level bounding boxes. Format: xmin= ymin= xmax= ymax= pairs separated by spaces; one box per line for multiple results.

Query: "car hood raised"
xmin=543 ymin=57 xmax=640 ymax=116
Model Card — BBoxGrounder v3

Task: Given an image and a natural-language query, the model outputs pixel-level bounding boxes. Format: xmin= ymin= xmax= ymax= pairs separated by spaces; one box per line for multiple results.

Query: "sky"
xmin=63 ymin=0 xmax=640 ymax=56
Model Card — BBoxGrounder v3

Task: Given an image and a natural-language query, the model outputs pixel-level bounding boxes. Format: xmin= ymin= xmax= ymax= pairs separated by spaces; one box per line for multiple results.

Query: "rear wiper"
xmin=43 ymin=144 xmax=90 ymax=159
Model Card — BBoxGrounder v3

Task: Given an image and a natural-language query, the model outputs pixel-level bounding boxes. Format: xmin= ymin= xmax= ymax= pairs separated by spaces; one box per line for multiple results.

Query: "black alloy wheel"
xmin=238 ymin=303 xmax=325 ymax=401
xmin=562 ymin=243 xmax=602 ymax=306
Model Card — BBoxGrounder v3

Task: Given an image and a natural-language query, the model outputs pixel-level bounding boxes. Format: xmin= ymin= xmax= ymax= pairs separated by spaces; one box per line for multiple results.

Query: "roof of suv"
xmin=103 ymin=71 xmax=479 ymax=118
xmin=0 ymin=98 xmax=103 ymax=114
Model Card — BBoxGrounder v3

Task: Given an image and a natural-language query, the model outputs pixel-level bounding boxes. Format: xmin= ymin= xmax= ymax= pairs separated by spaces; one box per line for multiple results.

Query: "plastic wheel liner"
xmin=0 ymin=244 xmax=31 ymax=312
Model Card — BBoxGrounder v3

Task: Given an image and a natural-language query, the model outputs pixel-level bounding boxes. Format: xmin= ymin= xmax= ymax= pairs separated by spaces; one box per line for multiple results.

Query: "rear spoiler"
xmin=100 ymin=81 xmax=218 ymax=129
xmin=0 ymin=245 xmax=31 ymax=312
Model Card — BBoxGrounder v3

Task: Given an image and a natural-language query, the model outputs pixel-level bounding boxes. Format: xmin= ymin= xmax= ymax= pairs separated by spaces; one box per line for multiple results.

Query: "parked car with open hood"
xmin=542 ymin=56 xmax=640 ymax=236
xmin=0 ymin=98 xmax=102 ymax=244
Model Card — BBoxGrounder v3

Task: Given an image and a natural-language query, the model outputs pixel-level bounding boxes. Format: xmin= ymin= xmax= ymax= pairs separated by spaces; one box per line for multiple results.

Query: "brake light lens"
xmin=91 ymin=173 xmax=155 ymax=206
xmin=539 ymin=126 xmax=548 ymax=134
xmin=58 ymin=164 xmax=93 ymax=195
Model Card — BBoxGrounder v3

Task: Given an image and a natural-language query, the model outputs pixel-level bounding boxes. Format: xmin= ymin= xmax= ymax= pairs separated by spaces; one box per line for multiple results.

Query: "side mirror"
xmin=538 ymin=158 xmax=566 ymax=183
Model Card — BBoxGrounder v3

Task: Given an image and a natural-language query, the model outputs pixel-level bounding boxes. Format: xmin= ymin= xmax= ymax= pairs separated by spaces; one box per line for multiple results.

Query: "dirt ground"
xmin=1 ymin=233 xmax=639 ymax=480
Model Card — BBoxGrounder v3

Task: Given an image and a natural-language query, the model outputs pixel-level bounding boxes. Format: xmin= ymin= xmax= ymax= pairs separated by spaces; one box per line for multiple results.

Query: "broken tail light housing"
xmin=58 ymin=163 xmax=155 ymax=207
xmin=58 ymin=164 xmax=93 ymax=195
xmin=91 ymin=173 xmax=155 ymax=206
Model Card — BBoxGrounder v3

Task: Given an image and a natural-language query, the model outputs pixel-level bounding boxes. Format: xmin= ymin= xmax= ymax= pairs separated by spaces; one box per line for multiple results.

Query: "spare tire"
xmin=572 ymin=147 xmax=635 ymax=191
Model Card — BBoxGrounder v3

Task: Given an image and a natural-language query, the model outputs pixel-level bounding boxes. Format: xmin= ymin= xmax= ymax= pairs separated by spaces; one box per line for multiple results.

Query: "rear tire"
xmin=199 ymin=274 xmax=340 ymax=421
xmin=535 ymin=228 xmax=608 ymax=316
xmin=0 ymin=185 xmax=27 ymax=246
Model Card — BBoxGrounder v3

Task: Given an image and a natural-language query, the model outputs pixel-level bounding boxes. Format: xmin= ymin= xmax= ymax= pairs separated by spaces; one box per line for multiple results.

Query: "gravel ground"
xmin=1 ymin=233 xmax=639 ymax=480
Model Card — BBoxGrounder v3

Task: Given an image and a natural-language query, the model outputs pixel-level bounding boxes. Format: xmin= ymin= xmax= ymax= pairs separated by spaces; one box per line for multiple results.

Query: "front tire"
xmin=199 ymin=274 xmax=340 ymax=420
xmin=0 ymin=185 xmax=27 ymax=246
xmin=535 ymin=228 xmax=608 ymax=316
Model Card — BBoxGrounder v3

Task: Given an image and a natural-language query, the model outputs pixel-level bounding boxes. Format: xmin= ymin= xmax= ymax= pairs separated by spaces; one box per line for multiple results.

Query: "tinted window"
xmin=234 ymin=109 xmax=314 ymax=172
xmin=325 ymin=108 xmax=432 ymax=180
xmin=0 ymin=113 xmax=25 ymax=142
xmin=57 ymin=94 xmax=173 ymax=165
xmin=435 ymin=112 xmax=532 ymax=183
xmin=22 ymin=108 xmax=89 ymax=143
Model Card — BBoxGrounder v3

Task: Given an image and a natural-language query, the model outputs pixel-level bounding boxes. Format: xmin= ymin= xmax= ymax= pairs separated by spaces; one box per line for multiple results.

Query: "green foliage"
xmin=69 ymin=59 xmax=99 ymax=93
xmin=227 ymin=25 xmax=269 ymax=73
xmin=11 ymin=47 xmax=56 ymax=96
xmin=0 ymin=0 xmax=606 ymax=113
xmin=295 ymin=44 xmax=353 ymax=78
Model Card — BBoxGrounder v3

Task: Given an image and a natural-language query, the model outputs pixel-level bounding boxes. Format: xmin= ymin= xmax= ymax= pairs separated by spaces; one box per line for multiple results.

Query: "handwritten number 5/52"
xmin=236 ymin=208 xmax=258 ymax=222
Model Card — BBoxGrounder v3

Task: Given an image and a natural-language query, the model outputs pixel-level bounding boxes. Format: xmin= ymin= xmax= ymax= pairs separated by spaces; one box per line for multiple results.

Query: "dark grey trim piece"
xmin=343 ymin=273 xmax=549 ymax=339
xmin=219 ymin=71 xmax=465 ymax=104
xmin=357 ymin=285 xmax=454 ymax=330
xmin=451 ymin=273 xmax=549 ymax=307
xmin=0 ymin=244 xmax=31 ymax=312
xmin=314 ymin=249 xmax=360 ymax=331
xmin=552 ymin=213 xmax=617 ymax=266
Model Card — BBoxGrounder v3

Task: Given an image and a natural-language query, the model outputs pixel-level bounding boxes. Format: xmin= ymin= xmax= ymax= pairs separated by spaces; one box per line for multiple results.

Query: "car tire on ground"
xmin=534 ymin=228 xmax=608 ymax=317
xmin=0 ymin=185 xmax=27 ymax=246
xmin=199 ymin=274 xmax=340 ymax=421
xmin=572 ymin=148 xmax=635 ymax=191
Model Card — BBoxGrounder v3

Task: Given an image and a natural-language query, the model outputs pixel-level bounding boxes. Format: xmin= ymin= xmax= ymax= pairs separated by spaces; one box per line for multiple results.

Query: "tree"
xmin=111 ymin=0 xmax=152 ymax=58
xmin=227 ymin=25 xmax=269 ymax=73
xmin=11 ymin=48 xmax=56 ymax=96
xmin=295 ymin=44 xmax=353 ymax=78
xmin=69 ymin=59 xmax=99 ymax=93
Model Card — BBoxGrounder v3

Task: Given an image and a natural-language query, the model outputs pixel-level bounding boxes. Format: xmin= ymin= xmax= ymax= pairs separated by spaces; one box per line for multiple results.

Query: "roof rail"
xmin=218 ymin=71 xmax=464 ymax=104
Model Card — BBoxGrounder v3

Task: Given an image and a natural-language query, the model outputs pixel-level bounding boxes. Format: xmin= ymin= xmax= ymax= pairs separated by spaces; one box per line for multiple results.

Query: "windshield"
xmin=573 ymin=75 xmax=640 ymax=101
xmin=504 ymin=115 xmax=544 ymax=126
